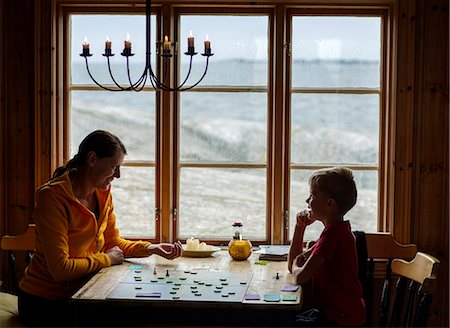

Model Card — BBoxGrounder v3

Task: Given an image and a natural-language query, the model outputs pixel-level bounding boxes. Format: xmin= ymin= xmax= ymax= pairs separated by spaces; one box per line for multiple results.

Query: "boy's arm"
xmin=292 ymin=253 xmax=325 ymax=285
xmin=288 ymin=209 xmax=315 ymax=272
xmin=288 ymin=221 xmax=306 ymax=272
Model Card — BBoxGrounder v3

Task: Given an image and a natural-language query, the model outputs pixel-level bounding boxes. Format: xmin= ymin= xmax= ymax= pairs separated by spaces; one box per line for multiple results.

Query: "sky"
xmin=72 ymin=14 xmax=381 ymax=63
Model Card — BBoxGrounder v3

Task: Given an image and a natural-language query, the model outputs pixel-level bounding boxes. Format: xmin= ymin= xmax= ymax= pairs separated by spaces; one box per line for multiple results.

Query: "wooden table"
xmin=71 ymin=250 xmax=303 ymax=326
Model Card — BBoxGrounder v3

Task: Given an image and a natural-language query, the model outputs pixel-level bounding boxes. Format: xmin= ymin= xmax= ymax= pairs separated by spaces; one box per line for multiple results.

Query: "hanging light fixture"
xmin=79 ymin=0 xmax=213 ymax=92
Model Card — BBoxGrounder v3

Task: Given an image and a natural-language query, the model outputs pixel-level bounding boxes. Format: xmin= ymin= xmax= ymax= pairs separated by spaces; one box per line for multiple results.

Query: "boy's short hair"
xmin=309 ymin=166 xmax=357 ymax=215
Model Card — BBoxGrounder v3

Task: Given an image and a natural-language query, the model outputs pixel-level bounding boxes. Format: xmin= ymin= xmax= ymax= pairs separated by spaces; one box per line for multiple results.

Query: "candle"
xmin=163 ymin=35 xmax=170 ymax=54
xmin=188 ymin=30 xmax=195 ymax=48
xmin=82 ymin=36 xmax=89 ymax=49
xmin=105 ymin=36 xmax=111 ymax=49
xmin=124 ymin=33 xmax=131 ymax=49
xmin=81 ymin=36 xmax=91 ymax=56
xmin=204 ymin=35 xmax=211 ymax=54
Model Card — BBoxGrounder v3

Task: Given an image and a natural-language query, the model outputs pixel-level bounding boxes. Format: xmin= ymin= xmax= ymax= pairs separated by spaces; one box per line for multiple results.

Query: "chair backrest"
xmin=390 ymin=252 xmax=440 ymax=327
xmin=364 ymin=233 xmax=418 ymax=326
xmin=1 ymin=224 xmax=36 ymax=293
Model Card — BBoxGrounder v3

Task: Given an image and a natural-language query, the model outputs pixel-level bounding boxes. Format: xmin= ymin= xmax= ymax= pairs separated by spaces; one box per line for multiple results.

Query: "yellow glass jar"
xmin=228 ymin=239 xmax=252 ymax=261
xmin=228 ymin=221 xmax=252 ymax=261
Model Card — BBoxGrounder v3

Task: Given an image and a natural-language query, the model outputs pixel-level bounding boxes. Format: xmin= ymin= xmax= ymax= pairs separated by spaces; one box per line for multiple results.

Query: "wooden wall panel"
xmin=0 ymin=0 xmax=6 ymax=287
xmin=0 ymin=0 xmax=36 ymax=290
xmin=413 ymin=0 xmax=449 ymax=326
xmin=4 ymin=0 xmax=35 ymax=232
xmin=393 ymin=0 xmax=415 ymax=243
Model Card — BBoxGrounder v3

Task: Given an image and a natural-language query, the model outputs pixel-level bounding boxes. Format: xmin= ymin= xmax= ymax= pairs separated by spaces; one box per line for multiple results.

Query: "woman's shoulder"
xmin=35 ymin=172 xmax=74 ymax=201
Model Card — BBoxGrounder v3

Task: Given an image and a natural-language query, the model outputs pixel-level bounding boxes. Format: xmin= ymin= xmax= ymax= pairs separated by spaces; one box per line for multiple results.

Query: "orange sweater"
xmin=19 ymin=171 xmax=150 ymax=299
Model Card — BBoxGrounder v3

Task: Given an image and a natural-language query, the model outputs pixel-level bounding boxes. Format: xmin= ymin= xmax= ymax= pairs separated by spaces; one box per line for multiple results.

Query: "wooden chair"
xmin=365 ymin=233 xmax=418 ymax=326
xmin=389 ymin=252 xmax=440 ymax=327
xmin=1 ymin=224 xmax=36 ymax=293
xmin=0 ymin=224 xmax=35 ymax=327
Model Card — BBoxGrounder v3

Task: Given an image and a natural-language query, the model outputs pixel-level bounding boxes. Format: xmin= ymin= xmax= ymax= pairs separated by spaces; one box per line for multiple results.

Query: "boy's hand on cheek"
xmin=296 ymin=209 xmax=315 ymax=226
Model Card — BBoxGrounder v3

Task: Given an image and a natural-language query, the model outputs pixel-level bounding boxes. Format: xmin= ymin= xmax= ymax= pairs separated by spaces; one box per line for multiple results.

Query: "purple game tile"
xmin=281 ymin=285 xmax=299 ymax=292
xmin=244 ymin=293 xmax=260 ymax=300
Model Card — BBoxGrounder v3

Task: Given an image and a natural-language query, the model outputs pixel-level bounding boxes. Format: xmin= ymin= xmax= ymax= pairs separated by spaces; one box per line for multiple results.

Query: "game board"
xmin=107 ymin=269 xmax=253 ymax=303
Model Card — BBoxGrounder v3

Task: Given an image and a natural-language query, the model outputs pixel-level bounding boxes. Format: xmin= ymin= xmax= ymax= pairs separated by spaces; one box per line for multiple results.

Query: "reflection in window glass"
xmin=291 ymin=94 xmax=379 ymax=164
xmin=113 ymin=166 xmax=155 ymax=238
xmin=289 ymin=170 xmax=378 ymax=241
xmin=179 ymin=168 xmax=266 ymax=240
xmin=180 ymin=92 xmax=267 ymax=162
xmin=180 ymin=16 xmax=268 ymax=86
xmin=292 ymin=16 xmax=381 ymax=88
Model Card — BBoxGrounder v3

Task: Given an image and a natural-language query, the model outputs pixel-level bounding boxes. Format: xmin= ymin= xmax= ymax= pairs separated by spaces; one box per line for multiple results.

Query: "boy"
xmin=288 ymin=167 xmax=365 ymax=326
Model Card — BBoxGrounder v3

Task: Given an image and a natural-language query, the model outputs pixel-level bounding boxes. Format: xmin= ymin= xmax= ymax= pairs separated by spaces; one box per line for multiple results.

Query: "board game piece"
xmin=136 ymin=292 xmax=161 ymax=298
xmin=244 ymin=293 xmax=260 ymax=300
xmin=275 ymin=272 xmax=279 ymax=279
xmin=282 ymin=294 xmax=297 ymax=302
xmin=281 ymin=284 xmax=299 ymax=292
xmin=153 ymin=267 xmax=157 ymax=275
xmin=166 ymin=269 xmax=169 ymax=277
xmin=264 ymin=293 xmax=281 ymax=302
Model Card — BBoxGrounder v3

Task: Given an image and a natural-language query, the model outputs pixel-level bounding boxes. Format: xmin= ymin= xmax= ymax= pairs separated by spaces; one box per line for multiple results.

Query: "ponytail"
xmin=52 ymin=154 xmax=82 ymax=178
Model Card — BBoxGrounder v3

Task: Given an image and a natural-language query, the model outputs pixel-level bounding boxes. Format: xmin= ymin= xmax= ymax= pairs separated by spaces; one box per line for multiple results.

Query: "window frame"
xmin=62 ymin=4 xmax=163 ymax=242
xmin=54 ymin=0 xmax=396 ymax=245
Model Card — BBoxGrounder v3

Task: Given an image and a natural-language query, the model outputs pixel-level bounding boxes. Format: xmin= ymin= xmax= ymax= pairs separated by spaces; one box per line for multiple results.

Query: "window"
xmin=63 ymin=2 xmax=393 ymax=244
xmin=70 ymin=14 xmax=158 ymax=238
xmin=177 ymin=14 xmax=269 ymax=241
xmin=287 ymin=14 xmax=383 ymax=241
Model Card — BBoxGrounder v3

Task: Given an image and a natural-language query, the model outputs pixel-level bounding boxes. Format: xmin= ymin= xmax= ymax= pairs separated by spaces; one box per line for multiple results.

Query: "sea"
xmin=70 ymin=58 xmax=380 ymax=242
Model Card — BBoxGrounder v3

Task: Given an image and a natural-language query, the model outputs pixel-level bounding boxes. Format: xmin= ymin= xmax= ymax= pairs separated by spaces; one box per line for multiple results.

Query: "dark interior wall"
xmin=412 ymin=1 xmax=448 ymax=325
xmin=1 ymin=0 xmax=35 ymax=232
xmin=0 ymin=0 xmax=448 ymax=326
xmin=0 ymin=0 xmax=36 ymax=290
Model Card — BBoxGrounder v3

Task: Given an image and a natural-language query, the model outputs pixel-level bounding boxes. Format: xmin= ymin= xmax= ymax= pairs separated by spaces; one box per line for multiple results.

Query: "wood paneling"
xmin=412 ymin=0 xmax=449 ymax=326
xmin=0 ymin=0 xmax=6 ymax=288
xmin=3 ymin=0 xmax=35 ymax=232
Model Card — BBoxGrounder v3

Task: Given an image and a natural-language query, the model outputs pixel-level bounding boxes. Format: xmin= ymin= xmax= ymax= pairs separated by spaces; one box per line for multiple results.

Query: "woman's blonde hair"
xmin=309 ymin=166 xmax=357 ymax=215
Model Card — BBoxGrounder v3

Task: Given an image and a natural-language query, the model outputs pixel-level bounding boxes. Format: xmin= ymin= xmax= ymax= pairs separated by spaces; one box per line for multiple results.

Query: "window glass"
xmin=113 ymin=166 xmax=155 ymax=237
xmin=178 ymin=15 xmax=269 ymax=241
xmin=71 ymin=15 xmax=157 ymax=239
xmin=291 ymin=94 xmax=379 ymax=164
xmin=70 ymin=91 xmax=155 ymax=161
xmin=180 ymin=92 xmax=267 ymax=162
xmin=289 ymin=15 xmax=382 ymax=240
xmin=179 ymin=168 xmax=266 ymax=240
xmin=292 ymin=16 xmax=381 ymax=88
xmin=71 ymin=15 xmax=156 ymax=85
xmin=180 ymin=16 xmax=268 ymax=86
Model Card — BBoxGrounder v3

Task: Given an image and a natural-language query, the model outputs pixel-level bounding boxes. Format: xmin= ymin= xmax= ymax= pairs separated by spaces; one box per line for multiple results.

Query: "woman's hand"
xmin=296 ymin=209 xmax=315 ymax=227
xmin=106 ymin=246 xmax=124 ymax=265
xmin=146 ymin=241 xmax=182 ymax=260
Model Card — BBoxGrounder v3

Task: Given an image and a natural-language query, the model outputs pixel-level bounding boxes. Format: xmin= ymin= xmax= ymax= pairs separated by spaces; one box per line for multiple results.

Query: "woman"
xmin=18 ymin=130 xmax=182 ymax=326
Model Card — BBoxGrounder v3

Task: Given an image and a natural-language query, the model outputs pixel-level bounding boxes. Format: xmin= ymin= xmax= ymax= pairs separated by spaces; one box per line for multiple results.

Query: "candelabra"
xmin=79 ymin=0 xmax=213 ymax=92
